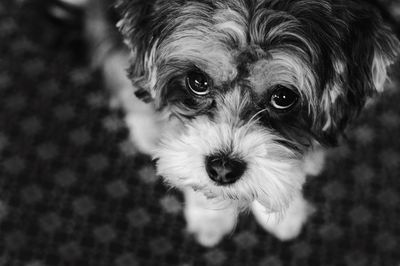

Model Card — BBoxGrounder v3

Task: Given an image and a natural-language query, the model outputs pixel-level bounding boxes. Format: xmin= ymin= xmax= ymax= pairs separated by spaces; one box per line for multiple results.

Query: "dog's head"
xmin=117 ymin=0 xmax=399 ymax=211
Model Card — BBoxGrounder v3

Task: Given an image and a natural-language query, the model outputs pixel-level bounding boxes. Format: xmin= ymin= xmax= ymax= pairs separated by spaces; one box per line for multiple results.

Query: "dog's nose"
xmin=205 ymin=155 xmax=246 ymax=185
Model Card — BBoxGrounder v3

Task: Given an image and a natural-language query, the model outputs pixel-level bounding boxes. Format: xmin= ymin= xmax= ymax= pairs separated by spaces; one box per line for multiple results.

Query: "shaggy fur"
xmin=90 ymin=0 xmax=399 ymax=246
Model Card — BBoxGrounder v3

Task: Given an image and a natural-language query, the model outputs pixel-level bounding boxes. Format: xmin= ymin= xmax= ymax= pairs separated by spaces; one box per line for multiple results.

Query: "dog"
xmin=82 ymin=0 xmax=400 ymax=247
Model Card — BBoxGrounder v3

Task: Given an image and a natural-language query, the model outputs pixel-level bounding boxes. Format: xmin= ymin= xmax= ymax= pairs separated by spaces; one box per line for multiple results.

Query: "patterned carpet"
xmin=0 ymin=0 xmax=399 ymax=265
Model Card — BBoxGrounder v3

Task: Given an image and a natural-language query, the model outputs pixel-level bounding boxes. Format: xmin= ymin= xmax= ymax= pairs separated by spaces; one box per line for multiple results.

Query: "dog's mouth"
xmin=200 ymin=189 xmax=219 ymax=200
xmin=157 ymin=156 xmax=305 ymax=212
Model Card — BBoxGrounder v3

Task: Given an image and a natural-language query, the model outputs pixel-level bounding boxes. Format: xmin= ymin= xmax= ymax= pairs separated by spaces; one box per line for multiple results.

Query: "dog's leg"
xmin=102 ymin=51 xmax=160 ymax=155
xmin=250 ymin=148 xmax=323 ymax=240
xmin=183 ymin=188 xmax=238 ymax=247
xmin=251 ymin=195 xmax=315 ymax=241
xmin=85 ymin=0 xmax=160 ymax=155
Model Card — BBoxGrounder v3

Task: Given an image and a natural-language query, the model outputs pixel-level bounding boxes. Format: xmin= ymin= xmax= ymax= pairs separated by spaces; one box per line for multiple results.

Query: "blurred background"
xmin=0 ymin=0 xmax=400 ymax=265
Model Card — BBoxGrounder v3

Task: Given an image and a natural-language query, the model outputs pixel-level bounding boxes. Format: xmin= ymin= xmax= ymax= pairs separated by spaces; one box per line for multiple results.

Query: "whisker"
xmin=248 ymin=107 xmax=268 ymax=125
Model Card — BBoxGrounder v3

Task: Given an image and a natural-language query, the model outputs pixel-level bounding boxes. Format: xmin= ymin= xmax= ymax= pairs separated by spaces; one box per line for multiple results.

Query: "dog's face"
xmin=117 ymin=0 xmax=399 ymax=211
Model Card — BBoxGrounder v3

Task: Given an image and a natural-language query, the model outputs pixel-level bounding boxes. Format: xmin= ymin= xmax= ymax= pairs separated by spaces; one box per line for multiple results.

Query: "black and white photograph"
xmin=0 ymin=0 xmax=399 ymax=265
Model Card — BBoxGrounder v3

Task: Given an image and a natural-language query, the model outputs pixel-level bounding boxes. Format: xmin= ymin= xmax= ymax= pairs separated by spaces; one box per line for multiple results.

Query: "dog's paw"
xmin=252 ymin=196 xmax=315 ymax=241
xmin=186 ymin=211 xmax=234 ymax=247
xmin=183 ymin=189 xmax=237 ymax=247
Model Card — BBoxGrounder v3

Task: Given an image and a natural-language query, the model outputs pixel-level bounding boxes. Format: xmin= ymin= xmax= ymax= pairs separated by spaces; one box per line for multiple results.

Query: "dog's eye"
xmin=270 ymin=85 xmax=299 ymax=110
xmin=185 ymin=71 xmax=211 ymax=96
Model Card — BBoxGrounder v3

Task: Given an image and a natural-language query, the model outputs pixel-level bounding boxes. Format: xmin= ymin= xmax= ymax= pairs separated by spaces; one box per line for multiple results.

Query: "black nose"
xmin=205 ymin=155 xmax=246 ymax=185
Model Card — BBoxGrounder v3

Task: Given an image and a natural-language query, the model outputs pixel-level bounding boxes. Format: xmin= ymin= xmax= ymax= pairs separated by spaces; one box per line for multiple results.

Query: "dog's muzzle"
xmin=205 ymin=154 xmax=247 ymax=185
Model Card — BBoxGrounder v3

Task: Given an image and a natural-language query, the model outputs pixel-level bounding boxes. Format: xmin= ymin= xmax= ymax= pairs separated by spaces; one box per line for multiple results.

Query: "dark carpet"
xmin=0 ymin=0 xmax=399 ymax=265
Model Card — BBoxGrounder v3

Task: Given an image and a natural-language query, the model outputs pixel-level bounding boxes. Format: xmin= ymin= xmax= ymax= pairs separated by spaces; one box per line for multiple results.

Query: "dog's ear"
xmin=116 ymin=0 xmax=189 ymax=103
xmin=320 ymin=2 xmax=400 ymax=144
xmin=116 ymin=0 xmax=160 ymax=102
